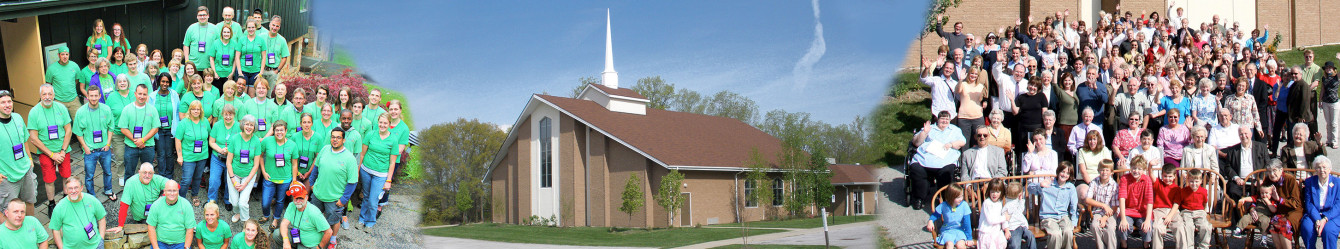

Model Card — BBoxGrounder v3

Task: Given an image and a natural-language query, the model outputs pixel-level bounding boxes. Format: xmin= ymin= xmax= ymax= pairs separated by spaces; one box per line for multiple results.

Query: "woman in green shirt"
xmin=313 ymin=104 xmax=337 ymax=137
xmin=241 ymin=79 xmax=276 ymax=138
xmin=238 ymin=20 xmax=268 ymax=92
xmin=175 ymin=100 xmax=211 ymax=205
xmin=109 ymin=23 xmax=130 ymax=56
xmin=292 ymin=113 xmax=321 ymax=186
xmin=180 ymin=74 xmax=219 ymax=123
xmin=358 ymin=113 xmax=399 ymax=227
xmin=194 ymin=202 xmax=231 ymax=249
xmin=110 ymin=48 xmax=128 ymax=76
xmin=208 ymin=105 xmax=239 ymax=206
xmin=88 ymin=58 xmax=116 ymax=97
xmin=260 ymin=119 xmax=295 ymax=226
xmin=213 ymin=81 xmax=242 ymax=121
xmin=86 ymin=19 xmax=110 ymax=59
xmin=210 ymin=25 xmax=240 ymax=80
xmin=105 ymin=74 xmax=134 ymax=187
xmin=226 ymin=114 xmax=263 ymax=222
xmin=229 ymin=220 xmax=267 ymax=249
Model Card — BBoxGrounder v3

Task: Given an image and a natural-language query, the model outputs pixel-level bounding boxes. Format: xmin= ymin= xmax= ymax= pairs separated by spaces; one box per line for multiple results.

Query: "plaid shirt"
xmin=1119 ymin=173 xmax=1155 ymax=218
xmin=1088 ymin=177 xmax=1120 ymax=216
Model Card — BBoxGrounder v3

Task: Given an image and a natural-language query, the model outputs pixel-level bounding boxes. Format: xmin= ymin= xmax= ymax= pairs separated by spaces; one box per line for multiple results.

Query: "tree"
xmin=570 ymin=76 xmax=600 ymax=98
xmin=778 ymin=144 xmax=811 ymax=217
xmin=655 ymin=169 xmax=686 ymax=228
xmin=630 ymin=76 xmax=676 ymax=110
xmin=419 ymin=118 xmax=507 ymax=225
xmin=705 ymin=90 xmax=759 ymax=125
xmin=745 ymin=151 xmax=773 ymax=218
xmin=620 ymin=172 xmax=646 ymax=228
xmin=671 ymin=89 xmax=707 ymax=114
xmin=456 ymin=181 xmax=475 ymax=223
xmin=921 ymin=0 xmax=964 ymax=37
xmin=757 ymin=109 xmax=821 ymax=149
xmin=805 ymin=148 xmax=835 ymax=213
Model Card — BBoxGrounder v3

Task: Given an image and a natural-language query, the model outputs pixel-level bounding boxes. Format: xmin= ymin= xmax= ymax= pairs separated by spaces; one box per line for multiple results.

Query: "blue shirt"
xmin=1030 ymin=179 xmax=1080 ymax=221
xmin=1276 ymin=80 xmax=1294 ymax=112
xmin=913 ymin=125 xmax=965 ymax=169
xmin=1190 ymin=94 xmax=1219 ymax=127
xmin=1159 ymin=96 xmax=1191 ymax=125
xmin=1077 ymin=82 xmax=1110 ymax=124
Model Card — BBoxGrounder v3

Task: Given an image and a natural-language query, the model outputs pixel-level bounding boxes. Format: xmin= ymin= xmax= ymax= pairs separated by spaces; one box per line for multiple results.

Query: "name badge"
xmin=92 ymin=131 xmax=103 ymax=143
xmin=193 ymin=141 xmax=204 ymax=153
xmin=47 ymin=125 xmax=59 ymax=140
xmin=299 ymin=156 xmax=309 ymax=168
xmin=85 ymin=222 xmax=96 ymax=240
xmin=258 ymin=119 xmax=267 ymax=132
xmin=290 ymin=228 xmax=302 ymax=244
xmin=160 ymin=117 xmax=170 ymax=129
xmin=197 ymin=42 xmax=207 ymax=53
xmin=244 ymin=54 xmax=254 ymax=66
xmin=222 ymin=54 xmax=231 ymax=66
xmin=133 ymin=127 xmax=143 ymax=139
xmin=240 ymin=150 xmax=251 ymax=164
xmin=94 ymin=44 xmax=102 ymax=50
xmin=143 ymin=203 xmax=151 ymax=217
xmin=276 ymin=154 xmax=286 ymax=167
xmin=268 ymin=53 xmax=277 ymax=64
xmin=12 ymin=144 xmax=24 ymax=160
xmin=296 ymin=127 xmax=302 ymax=132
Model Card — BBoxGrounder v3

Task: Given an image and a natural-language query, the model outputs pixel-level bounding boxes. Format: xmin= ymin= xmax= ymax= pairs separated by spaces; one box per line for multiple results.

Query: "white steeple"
xmin=601 ymin=8 xmax=619 ymax=89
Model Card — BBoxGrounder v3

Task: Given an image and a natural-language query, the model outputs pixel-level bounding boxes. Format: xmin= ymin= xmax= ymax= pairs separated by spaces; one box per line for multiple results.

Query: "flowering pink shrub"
xmin=281 ymin=68 xmax=369 ymax=104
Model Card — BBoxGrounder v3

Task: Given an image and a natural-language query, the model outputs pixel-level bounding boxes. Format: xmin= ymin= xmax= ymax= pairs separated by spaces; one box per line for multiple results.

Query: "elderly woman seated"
xmin=909 ymin=111 xmax=967 ymax=210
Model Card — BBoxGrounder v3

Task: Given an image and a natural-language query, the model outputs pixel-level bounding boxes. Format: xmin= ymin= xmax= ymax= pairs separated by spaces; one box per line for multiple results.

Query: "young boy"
xmin=1234 ymin=185 xmax=1283 ymax=236
xmin=1086 ymin=160 xmax=1120 ymax=249
xmin=1119 ymin=156 xmax=1156 ymax=249
xmin=1150 ymin=166 xmax=1181 ymax=249
xmin=1030 ymin=162 xmax=1080 ymax=249
xmin=1004 ymin=182 xmax=1036 ymax=249
xmin=1174 ymin=170 xmax=1212 ymax=249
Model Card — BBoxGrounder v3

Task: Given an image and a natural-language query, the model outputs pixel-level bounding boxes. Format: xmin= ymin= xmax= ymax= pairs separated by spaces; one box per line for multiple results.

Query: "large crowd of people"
xmin=0 ymin=5 xmax=410 ymax=249
xmin=912 ymin=3 xmax=1340 ymax=249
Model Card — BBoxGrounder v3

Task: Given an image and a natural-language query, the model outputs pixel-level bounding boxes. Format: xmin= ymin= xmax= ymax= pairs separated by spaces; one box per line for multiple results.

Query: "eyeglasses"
xmin=976 ymin=134 xmax=990 ymax=138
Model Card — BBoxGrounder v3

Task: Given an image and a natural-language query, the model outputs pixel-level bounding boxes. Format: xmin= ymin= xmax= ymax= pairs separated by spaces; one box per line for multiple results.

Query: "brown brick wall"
xmin=1293 ymin=0 xmax=1320 ymax=48
xmin=1256 ymin=0 xmax=1292 ymax=49
xmin=559 ymin=115 xmax=582 ymax=226
xmin=605 ymin=141 xmax=651 ymax=228
xmin=1119 ymin=0 xmax=1167 ymax=20
xmin=1026 ymin=0 xmax=1080 ymax=27
xmin=589 ymin=131 xmax=609 ymax=226
xmin=1323 ymin=0 xmax=1340 ymax=45
xmin=909 ymin=0 xmax=1023 ymax=69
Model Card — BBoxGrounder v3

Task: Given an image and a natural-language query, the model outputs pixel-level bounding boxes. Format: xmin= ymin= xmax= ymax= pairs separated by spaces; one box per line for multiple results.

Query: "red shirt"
xmin=1119 ymin=173 xmax=1155 ymax=218
xmin=1175 ymin=186 xmax=1209 ymax=211
xmin=1152 ymin=179 xmax=1179 ymax=209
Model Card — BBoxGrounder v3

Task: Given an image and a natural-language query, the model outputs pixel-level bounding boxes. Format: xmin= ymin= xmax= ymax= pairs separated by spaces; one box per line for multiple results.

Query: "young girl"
xmin=1004 ymin=182 xmax=1035 ymax=249
xmin=195 ymin=202 xmax=232 ymax=249
xmin=927 ymin=184 xmax=974 ymax=249
xmin=979 ymin=179 xmax=1008 ymax=249
xmin=230 ymin=219 xmax=270 ymax=249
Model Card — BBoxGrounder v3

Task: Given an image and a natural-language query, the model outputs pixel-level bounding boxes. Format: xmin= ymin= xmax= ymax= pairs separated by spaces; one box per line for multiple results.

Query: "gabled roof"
xmin=587 ymin=83 xmax=647 ymax=100
xmin=484 ymin=94 xmax=785 ymax=178
xmin=828 ymin=164 xmax=878 ymax=185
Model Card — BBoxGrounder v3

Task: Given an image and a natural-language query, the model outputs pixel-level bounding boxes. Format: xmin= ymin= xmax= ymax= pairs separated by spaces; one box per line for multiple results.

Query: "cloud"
xmin=792 ymin=0 xmax=826 ymax=91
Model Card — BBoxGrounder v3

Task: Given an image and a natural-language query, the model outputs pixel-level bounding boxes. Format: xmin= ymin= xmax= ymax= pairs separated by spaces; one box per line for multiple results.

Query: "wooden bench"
xmin=927 ymin=174 xmax=1056 ymax=249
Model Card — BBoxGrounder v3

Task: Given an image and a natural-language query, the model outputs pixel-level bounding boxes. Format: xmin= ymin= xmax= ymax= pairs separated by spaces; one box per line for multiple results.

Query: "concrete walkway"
xmin=672 ymin=221 xmax=877 ymax=249
xmin=421 ymin=236 xmax=653 ymax=249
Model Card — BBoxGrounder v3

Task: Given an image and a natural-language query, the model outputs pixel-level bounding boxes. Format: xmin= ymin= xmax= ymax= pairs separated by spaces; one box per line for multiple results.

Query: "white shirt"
xmin=1067 ymin=122 xmax=1103 ymax=154
xmin=993 ymin=63 xmax=1019 ymax=113
xmin=1240 ymin=143 xmax=1254 ymax=179
xmin=1127 ymin=145 xmax=1164 ymax=170
xmin=973 ymin=148 xmax=992 ymax=179
xmin=1208 ymin=123 xmax=1241 ymax=149
xmin=921 ymin=76 xmax=958 ymax=118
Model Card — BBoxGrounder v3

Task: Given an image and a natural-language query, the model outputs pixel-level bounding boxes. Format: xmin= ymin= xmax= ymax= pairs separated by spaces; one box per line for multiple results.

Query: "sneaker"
xmin=231 ymin=214 xmax=240 ymax=223
xmin=342 ymin=221 xmax=349 ymax=230
xmin=1232 ymin=228 xmax=1245 ymax=238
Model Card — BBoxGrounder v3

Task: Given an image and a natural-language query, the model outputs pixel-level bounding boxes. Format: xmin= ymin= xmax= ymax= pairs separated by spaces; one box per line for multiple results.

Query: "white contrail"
xmin=792 ymin=0 xmax=826 ymax=90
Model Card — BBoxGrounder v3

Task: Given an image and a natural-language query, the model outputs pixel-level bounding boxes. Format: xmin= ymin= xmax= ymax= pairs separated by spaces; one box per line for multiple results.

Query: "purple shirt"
xmin=1158 ymin=125 xmax=1190 ymax=160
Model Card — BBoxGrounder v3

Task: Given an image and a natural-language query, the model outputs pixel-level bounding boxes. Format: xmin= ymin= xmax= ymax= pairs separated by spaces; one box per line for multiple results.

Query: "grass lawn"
xmin=710 ymin=245 xmax=835 ymax=249
xmin=422 ymin=223 xmax=787 ymax=248
xmin=332 ymin=47 xmax=358 ymax=68
xmin=1279 ymin=44 xmax=1340 ymax=66
xmin=708 ymin=215 xmax=876 ymax=229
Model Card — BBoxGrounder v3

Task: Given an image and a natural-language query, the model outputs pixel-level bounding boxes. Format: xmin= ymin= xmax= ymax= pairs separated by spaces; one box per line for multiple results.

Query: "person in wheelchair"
xmin=909 ymin=111 xmax=967 ymax=210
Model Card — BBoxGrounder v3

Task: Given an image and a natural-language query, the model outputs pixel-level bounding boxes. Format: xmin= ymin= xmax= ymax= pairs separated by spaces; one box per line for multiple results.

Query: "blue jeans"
xmin=123 ymin=145 xmax=156 ymax=180
xmin=181 ymin=159 xmax=206 ymax=198
xmin=261 ymin=180 xmax=291 ymax=218
xmin=359 ymin=168 xmax=387 ymax=226
xmin=155 ymin=133 xmax=177 ymax=179
xmin=83 ymin=148 xmax=113 ymax=194
xmin=156 ymin=241 xmax=184 ymax=249
xmin=208 ymin=155 xmax=227 ymax=204
xmin=241 ymin=71 xmax=260 ymax=86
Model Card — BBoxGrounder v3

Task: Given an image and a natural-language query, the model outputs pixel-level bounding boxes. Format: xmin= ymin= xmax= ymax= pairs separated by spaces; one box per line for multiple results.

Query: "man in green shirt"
xmin=74 ymin=85 xmax=115 ymax=197
xmin=361 ymin=89 xmax=385 ymax=135
xmin=48 ymin=178 xmax=107 ymax=249
xmin=45 ymin=46 xmax=83 ymax=117
xmin=0 ymin=91 xmax=38 ymax=210
xmin=0 ymin=198 xmax=49 ymax=249
xmin=275 ymin=183 xmax=331 ymax=249
xmin=215 ymin=7 xmax=244 ymax=44
xmin=27 ymin=84 xmax=73 ymax=213
xmin=311 ymin=127 xmax=357 ymax=244
xmin=118 ymin=85 xmax=159 ymax=183
xmin=183 ymin=6 xmax=215 ymax=70
xmin=147 ymin=180 xmax=195 ymax=249
xmin=262 ymin=14 xmax=289 ymax=85
xmin=112 ymin=163 xmax=167 ymax=230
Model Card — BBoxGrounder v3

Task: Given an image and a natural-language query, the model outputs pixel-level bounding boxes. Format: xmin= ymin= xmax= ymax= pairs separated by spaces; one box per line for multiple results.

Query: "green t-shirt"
xmin=103 ymin=91 xmax=133 ymax=120
xmin=73 ymin=103 xmax=115 ymax=149
xmin=313 ymin=145 xmax=358 ymax=202
xmin=282 ymin=204 xmax=331 ymax=248
xmin=209 ymin=39 xmax=238 ymax=77
xmin=362 ymin=106 xmax=386 ymax=127
xmin=180 ymin=90 xmax=220 ymax=120
xmin=153 ymin=91 xmax=177 ymax=129
xmin=174 ymin=118 xmax=211 ymax=162
xmin=119 ymin=174 xmax=167 ymax=221
xmin=194 ymin=221 xmax=231 ymax=249
xmin=87 ymin=35 xmax=111 ymax=58
xmin=146 ymin=196 xmax=196 ymax=244
xmin=264 ymin=34 xmax=290 ymax=69
xmin=128 ymin=73 xmax=151 ymax=91
xmin=236 ymin=35 xmax=267 ymax=73
xmin=228 ymin=135 xmax=263 ymax=176
xmin=228 ymin=232 xmax=253 ymax=249
xmin=90 ymin=73 xmax=116 ymax=96
xmin=183 ymin=22 xmax=216 ymax=69
xmin=0 ymin=114 xmax=32 ymax=182
xmin=209 ymin=120 xmax=239 ymax=157
xmin=238 ymin=99 xmax=278 ymax=134
xmin=45 ymin=61 xmax=83 ymax=102
xmin=47 ymin=194 xmax=106 ymax=249
xmin=116 ymin=103 xmax=160 ymax=147
xmin=390 ymin=120 xmax=410 ymax=163
xmin=25 ymin=104 xmax=72 ymax=153
xmin=77 ymin=66 xmax=94 ymax=87
xmin=343 ymin=127 xmax=362 ymax=160
xmin=290 ymin=132 xmax=324 ymax=176
xmin=0 ymin=216 xmax=49 ymax=249
xmin=213 ymin=97 xmax=242 ymax=121
xmin=262 ymin=136 xmax=296 ymax=183
xmin=276 ymin=104 xmax=307 ymax=133
xmin=110 ymin=64 xmax=129 ymax=79
xmin=213 ymin=21 xmax=244 ymax=44
xmin=361 ymin=131 xmax=397 ymax=173
xmin=312 ymin=118 xmax=338 ymax=139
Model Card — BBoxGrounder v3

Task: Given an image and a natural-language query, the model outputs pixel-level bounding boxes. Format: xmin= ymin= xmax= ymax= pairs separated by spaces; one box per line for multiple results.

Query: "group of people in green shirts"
xmin=0 ymin=4 xmax=413 ymax=249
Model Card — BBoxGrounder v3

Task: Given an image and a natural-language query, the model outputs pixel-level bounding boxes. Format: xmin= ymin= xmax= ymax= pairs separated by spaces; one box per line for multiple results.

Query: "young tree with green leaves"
xmin=420 ymin=118 xmax=507 ymax=224
xmin=806 ymin=149 xmax=835 ymax=214
xmin=457 ymin=181 xmax=475 ymax=223
xmin=779 ymin=144 xmax=811 ymax=217
xmin=655 ymin=169 xmax=686 ymax=228
xmin=630 ymin=76 xmax=676 ymax=110
xmin=620 ymin=173 xmax=646 ymax=228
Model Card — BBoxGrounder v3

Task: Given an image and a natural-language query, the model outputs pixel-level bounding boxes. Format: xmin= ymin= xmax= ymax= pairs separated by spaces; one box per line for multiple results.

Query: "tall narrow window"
xmin=772 ymin=177 xmax=784 ymax=206
xmin=744 ymin=180 xmax=757 ymax=207
xmin=540 ymin=117 xmax=553 ymax=188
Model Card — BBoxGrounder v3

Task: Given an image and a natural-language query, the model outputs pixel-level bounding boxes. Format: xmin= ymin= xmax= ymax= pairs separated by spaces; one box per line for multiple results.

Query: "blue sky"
xmin=313 ymin=0 xmax=928 ymax=129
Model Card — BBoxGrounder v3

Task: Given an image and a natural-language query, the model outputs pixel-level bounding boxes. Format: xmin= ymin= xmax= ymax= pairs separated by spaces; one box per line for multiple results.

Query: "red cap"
xmin=287 ymin=182 xmax=309 ymax=198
